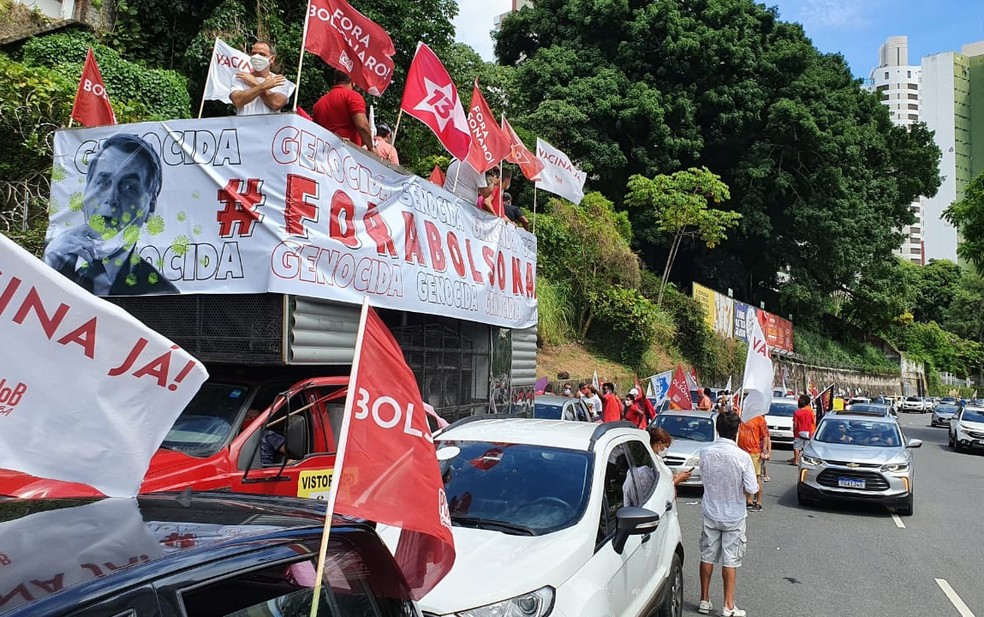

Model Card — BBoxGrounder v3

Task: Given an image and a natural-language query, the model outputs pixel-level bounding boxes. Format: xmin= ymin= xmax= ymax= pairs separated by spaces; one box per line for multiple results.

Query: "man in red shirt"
xmin=601 ymin=382 xmax=624 ymax=423
xmin=737 ymin=415 xmax=771 ymax=511
xmin=312 ymin=70 xmax=373 ymax=152
xmin=791 ymin=394 xmax=816 ymax=465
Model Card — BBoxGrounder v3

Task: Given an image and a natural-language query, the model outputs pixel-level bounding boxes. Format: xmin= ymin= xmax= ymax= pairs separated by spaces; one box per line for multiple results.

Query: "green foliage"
xmin=590 ymin=286 xmax=675 ymax=370
xmin=410 ymin=154 xmax=450 ymax=180
xmin=534 ymin=192 xmax=639 ymax=338
xmin=495 ymin=0 xmax=942 ymax=320
xmin=839 ymin=257 xmax=917 ymax=333
xmin=944 ymin=171 xmax=984 ymax=274
xmin=945 ymin=272 xmax=984 ymax=345
xmin=892 ymin=321 xmax=982 ymax=377
xmin=794 ymin=328 xmax=899 ymax=373
xmin=536 ymin=276 xmax=573 ymax=346
xmin=911 ymin=259 xmax=961 ymax=324
xmin=21 ymin=31 xmax=191 ymax=119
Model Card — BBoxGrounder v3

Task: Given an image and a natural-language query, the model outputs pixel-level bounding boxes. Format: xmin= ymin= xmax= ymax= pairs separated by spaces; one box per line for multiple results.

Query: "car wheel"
xmin=656 ymin=553 xmax=683 ymax=617
xmin=898 ymin=494 xmax=913 ymax=517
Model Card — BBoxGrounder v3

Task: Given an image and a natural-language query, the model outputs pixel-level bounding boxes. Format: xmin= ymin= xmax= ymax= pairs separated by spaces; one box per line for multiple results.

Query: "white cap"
xmin=628 ymin=388 xmax=639 ymax=397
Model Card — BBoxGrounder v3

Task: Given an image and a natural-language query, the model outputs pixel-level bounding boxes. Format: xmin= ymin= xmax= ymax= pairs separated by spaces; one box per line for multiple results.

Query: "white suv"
xmin=384 ymin=418 xmax=685 ymax=617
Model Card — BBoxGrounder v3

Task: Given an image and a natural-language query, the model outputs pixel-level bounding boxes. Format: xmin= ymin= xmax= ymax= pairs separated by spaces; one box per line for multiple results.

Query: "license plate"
xmin=769 ymin=431 xmax=783 ymax=438
xmin=838 ymin=477 xmax=865 ymax=489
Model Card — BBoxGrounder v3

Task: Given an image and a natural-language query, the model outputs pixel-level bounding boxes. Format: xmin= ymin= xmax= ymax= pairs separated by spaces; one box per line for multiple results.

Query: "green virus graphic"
xmin=68 ymin=193 xmax=84 ymax=212
xmin=146 ymin=215 xmax=165 ymax=236
xmin=125 ymin=273 xmax=138 ymax=287
xmin=193 ymin=224 xmax=203 ymax=236
xmin=176 ymin=211 xmax=187 ymax=222
xmin=192 ymin=191 xmax=200 ymax=199
xmin=51 ymin=165 xmax=67 ymax=182
xmin=148 ymin=272 xmax=160 ymax=285
xmin=48 ymin=200 xmax=61 ymax=215
xmin=172 ymin=235 xmax=190 ymax=257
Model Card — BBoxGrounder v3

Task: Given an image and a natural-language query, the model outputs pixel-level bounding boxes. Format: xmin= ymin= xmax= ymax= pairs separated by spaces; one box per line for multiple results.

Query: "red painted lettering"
xmin=423 ymin=221 xmax=446 ymax=272
xmin=402 ymin=212 xmax=427 ymax=266
xmin=364 ymin=203 xmax=397 ymax=258
xmin=446 ymin=231 xmax=466 ymax=277
xmin=56 ymin=317 xmax=97 ymax=359
xmin=285 ymin=173 xmax=319 ymax=237
xmin=12 ymin=288 xmax=69 ymax=339
xmin=329 ymin=190 xmax=359 ymax=249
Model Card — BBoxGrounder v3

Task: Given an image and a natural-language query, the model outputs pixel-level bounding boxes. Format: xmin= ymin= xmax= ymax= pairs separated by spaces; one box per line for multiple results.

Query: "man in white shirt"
xmin=230 ymin=41 xmax=295 ymax=115
xmin=444 ymin=159 xmax=492 ymax=207
xmin=696 ymin=412 xmax=759 ymax=617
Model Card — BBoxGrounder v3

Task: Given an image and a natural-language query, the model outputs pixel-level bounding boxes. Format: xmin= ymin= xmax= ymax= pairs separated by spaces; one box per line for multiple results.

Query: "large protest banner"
xmin=46 ymin=115 xmax=537 ymax=329
xmin=733 ymin=301 xmax=793 ymax=352
xmin=692 ymin=282 xmax=733 ymax=338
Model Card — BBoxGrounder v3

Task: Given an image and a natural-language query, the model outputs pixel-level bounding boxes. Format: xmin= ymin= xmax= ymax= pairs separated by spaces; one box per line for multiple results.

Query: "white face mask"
xmin=250 ymin=54 xmax=270 ymax=72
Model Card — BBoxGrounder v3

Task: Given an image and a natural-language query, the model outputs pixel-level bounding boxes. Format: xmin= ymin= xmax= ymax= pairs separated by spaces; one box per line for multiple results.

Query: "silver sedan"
xmin=797 ymin=414 xmax=921 ymax=516
xmin=649 ymin=410 xmax=717 ymax=487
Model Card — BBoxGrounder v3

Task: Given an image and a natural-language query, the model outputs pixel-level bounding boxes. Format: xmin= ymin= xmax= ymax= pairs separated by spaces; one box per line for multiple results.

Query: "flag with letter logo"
xmin=304 ymin=0 xmax=396 ymax=96
xmin=502 ymin=117 xmax=544 ymax=181
xmin=668 ymin=365 xmax=692 ymax=410
xmin=202 ymin=38 xmax=251 ymax=104
xmin=465 ymin=81 xmax=511 ymax=173
xmin=330 ymin=299 xmax=455 ymax=598
xmin=400 ymin=42 xmax=472 ymax=160
xmin=535 ymin=138 xmax=586 ymax=204
xmin=0 ymin=233 xmax=207 ymax=497
xmin=71 ymin=48 xmax=116 ymax=127
xmin=741 ymin=308 xmax=774 ymax=421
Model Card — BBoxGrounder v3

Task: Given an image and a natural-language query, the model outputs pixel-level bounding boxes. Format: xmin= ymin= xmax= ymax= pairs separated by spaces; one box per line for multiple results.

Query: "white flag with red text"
xmin=0 ymin=233 xmax=208 ymax=497
xmin=202 ymin=38 xmax=251 ymax=104
xmin=741 ymin=308 xmax=773 ymax=421
xmin=535 ymin=138 xmax=586 ymax=204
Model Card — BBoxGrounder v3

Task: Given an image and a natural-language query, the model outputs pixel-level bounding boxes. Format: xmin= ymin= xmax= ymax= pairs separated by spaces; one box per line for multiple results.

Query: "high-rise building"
xmin=868 ymin=36 xmax=924 ymax=265
xmin=493 ymin=0 xmax=534 ymax=32
xmin=920 ymin=41 xmax=984 ymax=263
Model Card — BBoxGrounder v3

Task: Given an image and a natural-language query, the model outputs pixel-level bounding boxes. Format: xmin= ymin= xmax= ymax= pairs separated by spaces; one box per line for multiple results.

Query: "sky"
xmin=454 ymin=0 xmax=984 ymax=78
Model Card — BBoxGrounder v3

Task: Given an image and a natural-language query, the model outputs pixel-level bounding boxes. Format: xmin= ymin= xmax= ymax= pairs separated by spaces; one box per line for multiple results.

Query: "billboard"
xmin=692 ymin=282 xmax=734 ymax=338
xmin=733 ymin=301 xmax=793 ymax=352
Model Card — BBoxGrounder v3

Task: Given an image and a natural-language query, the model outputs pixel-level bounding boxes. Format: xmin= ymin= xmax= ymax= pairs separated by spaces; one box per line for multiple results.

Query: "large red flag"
xmin=502 ymin=117 xmax=544 ymax=181
xmin=668 ymin=365 xmax=693 ymax=410
xmin=400 ymin=43 xmax=471 ymax=160
xmin=304 ymin=0 xmax=396 ymax=96
xmin=71 ymin=48 xmax=116 ymax=127
xmin=464 ymin=80 xmax=511 ymax=173
xmin=333 ymin=301 xmax=454 ymax=599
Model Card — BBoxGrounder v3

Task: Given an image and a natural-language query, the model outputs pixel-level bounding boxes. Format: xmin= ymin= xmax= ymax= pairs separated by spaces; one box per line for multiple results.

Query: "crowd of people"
xmin=227 ymin=41 xmax=532 ymax=232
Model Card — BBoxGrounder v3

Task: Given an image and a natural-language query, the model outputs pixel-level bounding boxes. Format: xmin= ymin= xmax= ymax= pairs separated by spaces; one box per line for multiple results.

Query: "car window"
xmin=598 ymin=445 xmax=630 ymax=543
xmin=573 ymin=401 xmax=590 ymax=422
xmin=533 ymin=402 xmax=564 ymax=420
xmin=962 ymin=408 xmax=984 ymax=422
xmin=437 ymin=440 xmax=593 ymax=534
xmin=650 ymin=415 xmax=715 ymax=441
xmin=767 ymin=402 xmax=797 ymax=417
xmin=162 ymin=383 xmax=250 ymax=457
xmin=816 ymin=420 xmax=901 ymax=447
xmin=623 ymin=440 xmax=660 ymax=508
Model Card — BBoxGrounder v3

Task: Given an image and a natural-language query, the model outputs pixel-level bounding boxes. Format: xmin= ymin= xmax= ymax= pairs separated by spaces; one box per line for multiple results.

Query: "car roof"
xmin=437 ymin=417 xmax=640 ymax=450
xmin=770 ymin=397 xmax=798 ymax=404
xmin=0 ymin=492 xmax=378 ymax=616
xmin=656 ymin=410 xmax=717 ymax=419
xmin=534 ymin=395 xmax=577 ymax=405
xmin=823 ymin=413 xmax=898 ymax=424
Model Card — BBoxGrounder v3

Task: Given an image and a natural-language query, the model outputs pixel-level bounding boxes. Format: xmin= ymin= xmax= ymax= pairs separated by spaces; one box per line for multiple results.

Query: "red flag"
xmin=297 ymin=106 xmax=313 ymax=121
xmin=501 ymin=117 xmax=544 ymax=181
xmin=71 ymin=48 xmax=116 ymax=127
xmin=304 ymin=0 xmax=396 ymax=96
xmin=428 ymin=164 xmax=446 ymax=186
xmin=400 ymin=43 xmax=471 ymax=160
xmin=464 ymin=81 xmax=511 ymax=173
xmin=668 ymin=365 xmax=693 ymax=411
xmin=334 ymin=301 xmax=454 ymax=599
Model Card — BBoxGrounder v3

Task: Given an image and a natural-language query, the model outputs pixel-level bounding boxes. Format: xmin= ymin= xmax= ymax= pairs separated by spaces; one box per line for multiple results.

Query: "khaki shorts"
xmin=699 ymin=517 xmax=747 ymax=568
xmin=749 ymin=453 xmax=762 ymax=476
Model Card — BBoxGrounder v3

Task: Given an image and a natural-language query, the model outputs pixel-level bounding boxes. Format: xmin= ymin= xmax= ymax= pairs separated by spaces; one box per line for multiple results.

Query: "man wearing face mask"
xmin=230 ymin=40 xmax=295 ymax=115
xmin=43 ymin=134 xmax=178 ymax=296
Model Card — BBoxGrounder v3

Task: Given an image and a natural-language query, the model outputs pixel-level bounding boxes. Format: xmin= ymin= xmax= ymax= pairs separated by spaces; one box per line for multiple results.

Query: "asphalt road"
xmin=672 ymin=413 xmax=983 ymax=617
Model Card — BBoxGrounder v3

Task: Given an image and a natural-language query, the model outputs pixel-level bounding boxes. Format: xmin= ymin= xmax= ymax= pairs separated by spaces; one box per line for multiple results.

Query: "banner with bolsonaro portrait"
xmin=46 ymin=114 xmax=538 ymax=330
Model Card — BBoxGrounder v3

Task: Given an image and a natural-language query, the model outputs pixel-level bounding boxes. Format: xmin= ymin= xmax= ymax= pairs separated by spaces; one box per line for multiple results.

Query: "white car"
xmin=649 ymin=410 xmax=717 ymax=487
xmin=900 ymin=396 xmax=929 ymax=413
xmin=765 ymin=397 xmax=798 ymax=446
xmin=949 ymin=406 xmax=984 ymax=453
xmin=383 ymin=418 xmax=685 ymax=617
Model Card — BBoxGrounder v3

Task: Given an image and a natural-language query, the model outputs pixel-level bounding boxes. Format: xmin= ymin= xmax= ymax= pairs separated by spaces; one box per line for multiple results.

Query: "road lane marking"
xmin=890 ymin=513 xmax=906 ymax=528
xmin=936 ymin=579 xmax=976 ymax=617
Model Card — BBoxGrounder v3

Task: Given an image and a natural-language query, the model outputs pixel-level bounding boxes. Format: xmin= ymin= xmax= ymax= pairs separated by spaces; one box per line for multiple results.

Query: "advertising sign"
xmin=733 ymin=301 xmax=793 ymax=352
xmin=693 ymin=282 xmax=733 ymax=338
xmin=45 ymin=115 xmax=537 ymax=329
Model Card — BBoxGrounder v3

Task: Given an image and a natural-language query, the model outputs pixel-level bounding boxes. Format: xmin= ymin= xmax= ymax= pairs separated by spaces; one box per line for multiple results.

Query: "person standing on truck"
xmin=601 ymin=382 xmax=624 ymax=423
xmin=230 ymin=40 xmax=294 ymax=115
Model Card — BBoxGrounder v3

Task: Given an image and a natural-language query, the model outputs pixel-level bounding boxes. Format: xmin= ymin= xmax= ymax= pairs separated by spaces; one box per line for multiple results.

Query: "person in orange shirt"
xmin=737 ymin=414 xmax=771 ymax=511
xmin=697 ymin=387 xmax=714 ymax=411
xmin=373 ymin=123 xmax=399 ymax=166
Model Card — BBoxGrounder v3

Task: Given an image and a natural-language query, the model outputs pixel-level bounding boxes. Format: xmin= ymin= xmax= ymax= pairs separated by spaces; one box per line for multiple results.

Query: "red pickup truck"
xmin=0 ymin=375 xmax=350 ymax=499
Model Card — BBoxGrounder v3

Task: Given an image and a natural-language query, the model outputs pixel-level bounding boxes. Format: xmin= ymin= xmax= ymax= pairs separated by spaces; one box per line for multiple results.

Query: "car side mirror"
xmin=906 ymin=439 xmax=922 ymax=448
xmin=612 ymin=506 xmax=660 ymax=554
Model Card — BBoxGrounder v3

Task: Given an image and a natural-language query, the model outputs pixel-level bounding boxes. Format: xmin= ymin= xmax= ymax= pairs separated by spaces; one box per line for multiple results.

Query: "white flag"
xmin=203 ymin=38 xmax=251 ymax=104
xmin=740 ymin=307 xmax=773 ymax=421
xmin=535 ymin=138 xmax=586 ymax=204
xmin=592 ymin=370 xmax=600 ymax=390
xmin=0 ymin=233 xmax=208 ymax=497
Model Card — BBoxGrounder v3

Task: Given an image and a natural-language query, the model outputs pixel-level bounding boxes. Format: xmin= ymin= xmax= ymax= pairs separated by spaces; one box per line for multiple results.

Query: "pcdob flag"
xmin=535 ymin=138 xmax=586 ymax=204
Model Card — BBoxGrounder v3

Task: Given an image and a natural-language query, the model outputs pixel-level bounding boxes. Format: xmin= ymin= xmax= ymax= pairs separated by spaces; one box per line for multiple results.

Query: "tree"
xmin=495 ymin=0 xmax=941 ymax=320
xmin=534 ymin=192 xmax=639 ymax=338
xmin=944 ymin=171 xmax=984 ymax=273
xmin=625 ymin=167 xmax=738 ymax=306
xmin=911 ymin=259 xmax=961 ymax=324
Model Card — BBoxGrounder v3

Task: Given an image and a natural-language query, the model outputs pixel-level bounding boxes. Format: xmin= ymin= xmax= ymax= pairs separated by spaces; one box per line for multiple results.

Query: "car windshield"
xmin=846 ymin=404 xmax=888 ymax=415
xmin=651 ymin=415 xmax=715 ymax=442
xmin=936 ymin=405 xmax=959 ymax=413
xmin=436 ymin=441 xmax=593 ymax=535
xmin=767 ymin=402 xmax=797 ymax=417
xmin=533 ymin=402 xmax=564 ymax=420
xmin=962 ymin=408 xmax=984 ymax=423
xmin=161 ymin=383 xmax=249 ymax=457
xmin=815 ymin=419 xmax=902 ymax=447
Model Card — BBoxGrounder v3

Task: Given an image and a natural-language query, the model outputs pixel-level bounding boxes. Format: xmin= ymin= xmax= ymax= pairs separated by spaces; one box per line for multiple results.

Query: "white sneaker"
xmin=722 ymin=605 xmax=746 ymax=617
xmin=698 ymin=600 xmax=713 ymax=614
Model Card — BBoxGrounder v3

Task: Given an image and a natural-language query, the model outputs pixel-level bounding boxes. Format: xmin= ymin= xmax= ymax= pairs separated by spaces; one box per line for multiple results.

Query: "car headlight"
xmin=881 ymin=462 xmax=910 ymax=472
xmin=801 ymin=454 xmax=823 ymax=466
xmin=456 ymin=586 xmax=555 ymax=617
xmin=684 ymin=455 xmax=700 ymax=468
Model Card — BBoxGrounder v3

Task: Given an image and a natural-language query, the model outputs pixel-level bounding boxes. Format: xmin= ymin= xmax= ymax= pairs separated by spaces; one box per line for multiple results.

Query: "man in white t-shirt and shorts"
xmin=444 ymin=159 xmax=493 ymax=208
xmin=697 ymin=412 xmax=759 ymax=617
xmin=230 ymin=40 xmax=295 ymax=115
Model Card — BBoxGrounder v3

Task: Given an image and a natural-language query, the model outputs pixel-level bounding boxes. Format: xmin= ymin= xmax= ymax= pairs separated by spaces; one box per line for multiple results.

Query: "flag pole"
xmin=199 ymin=38 xmax=218 ymax=119
xmin=309 ymin=296 xmax=370 ymax=617
xmin=531 ymin=186 xmax=538 ymax=233
xmin=293 ymin=0 xmax=315 ymax=112
xmin=451 ymin=160 xmax=462 ymax=192
xmin=391 ymin=109 xmax=404 ymax=147
xmin=68 ymin=117 xmax=74 ymax=128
